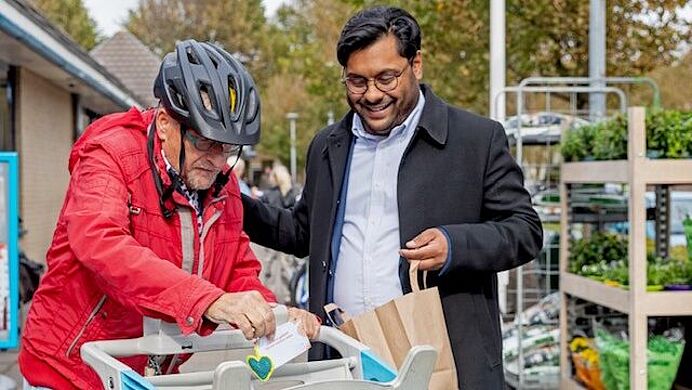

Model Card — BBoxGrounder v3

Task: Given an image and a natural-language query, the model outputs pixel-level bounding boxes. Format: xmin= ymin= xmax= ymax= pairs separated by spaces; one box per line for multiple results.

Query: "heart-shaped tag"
xmin=246 ymin=348 xmax=275 ymax=382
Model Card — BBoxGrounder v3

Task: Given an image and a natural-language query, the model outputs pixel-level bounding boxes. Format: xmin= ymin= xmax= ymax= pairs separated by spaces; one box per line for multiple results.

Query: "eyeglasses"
xmin=341 ymin=62 xmax=411 ymax=95
xmin=184 ymin=131 xmax=241 ymax=155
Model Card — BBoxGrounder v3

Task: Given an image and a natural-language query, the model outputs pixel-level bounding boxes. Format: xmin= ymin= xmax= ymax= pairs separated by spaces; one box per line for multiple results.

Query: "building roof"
xmin=91 ymin=30 xmax=160 ymax=108
xmin=0 ymin=0 xmax=139 ymax=112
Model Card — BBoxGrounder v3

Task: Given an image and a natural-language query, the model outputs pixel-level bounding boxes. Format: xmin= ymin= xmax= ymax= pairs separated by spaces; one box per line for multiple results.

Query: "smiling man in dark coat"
xmin=242 ymin=6 xmax=543 ymax=388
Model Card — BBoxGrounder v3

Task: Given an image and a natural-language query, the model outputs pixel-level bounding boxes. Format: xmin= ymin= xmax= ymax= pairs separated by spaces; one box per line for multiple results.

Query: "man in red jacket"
xmin=19 ymin=40 xmax=319 ymax=389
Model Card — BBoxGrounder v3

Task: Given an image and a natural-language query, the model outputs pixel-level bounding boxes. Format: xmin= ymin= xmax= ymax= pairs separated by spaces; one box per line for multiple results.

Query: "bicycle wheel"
xmin=289 ymin=260 xmax=308 ymax=309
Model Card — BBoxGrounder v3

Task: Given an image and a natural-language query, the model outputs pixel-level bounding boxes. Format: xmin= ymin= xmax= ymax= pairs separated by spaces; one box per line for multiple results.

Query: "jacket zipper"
xmin=66 ymin=295 xmax=107 ymax=358
xmin=195 ymin=195 xmax=226 ymax=276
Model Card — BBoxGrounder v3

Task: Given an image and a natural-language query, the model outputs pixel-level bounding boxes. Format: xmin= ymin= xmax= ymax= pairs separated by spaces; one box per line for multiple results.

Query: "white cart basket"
xmin=81 ymin=306 xmax=437 ymax=390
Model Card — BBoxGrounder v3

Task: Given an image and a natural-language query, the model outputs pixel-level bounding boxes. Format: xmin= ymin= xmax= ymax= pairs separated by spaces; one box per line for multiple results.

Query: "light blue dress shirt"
xmin=333 ymin=90 xmax=426 ymax=317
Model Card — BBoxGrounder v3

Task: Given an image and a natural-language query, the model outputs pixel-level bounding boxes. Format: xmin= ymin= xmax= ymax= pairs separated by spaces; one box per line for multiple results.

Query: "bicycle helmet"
xmin=154 ymin=39 xmax=260 ymax=145
xmin=150 ymin=39 xmax=259 ymax=217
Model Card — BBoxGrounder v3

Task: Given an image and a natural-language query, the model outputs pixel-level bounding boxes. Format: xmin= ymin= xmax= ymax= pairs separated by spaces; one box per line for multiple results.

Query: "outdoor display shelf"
xmin=558 ymin=107 xmax=692 ymax=389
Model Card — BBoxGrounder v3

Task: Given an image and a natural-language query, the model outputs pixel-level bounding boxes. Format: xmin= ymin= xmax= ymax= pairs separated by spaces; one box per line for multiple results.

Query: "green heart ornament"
xmin=246 ymin=350 xmax=275 ymax=382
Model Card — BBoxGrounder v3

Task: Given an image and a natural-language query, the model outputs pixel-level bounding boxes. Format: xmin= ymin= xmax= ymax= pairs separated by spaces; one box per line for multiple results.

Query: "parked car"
xmin=504 ymin=112 xmax=590 ymax=145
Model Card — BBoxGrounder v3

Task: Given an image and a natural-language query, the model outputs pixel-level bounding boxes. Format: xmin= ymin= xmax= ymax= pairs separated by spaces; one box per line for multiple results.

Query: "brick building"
xmin=0 ymin=0 xmax=141 ymax=262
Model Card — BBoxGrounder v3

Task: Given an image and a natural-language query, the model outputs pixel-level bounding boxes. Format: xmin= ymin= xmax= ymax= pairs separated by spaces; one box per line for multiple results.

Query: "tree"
xmin=507 ymin=0 xmax=691 ymax=110
xmin=126 ymin=0 xmax=271 ymax=82
xmin=339 ymin=0 xmax=690 ymax=115
xmin=31 ymin=0 xmax=100 ymax=50
xmin=124 ymin=0 xmax=691 ymax=177
xmin=631 ymin=52 xmax=692 ymax=110
xmin=256 ymin=0 xmax=354 ymax=169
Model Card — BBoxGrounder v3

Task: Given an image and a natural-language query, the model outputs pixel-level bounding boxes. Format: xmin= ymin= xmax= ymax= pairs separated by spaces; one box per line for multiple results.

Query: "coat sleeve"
xmin=65 ymin=144 xmax=225 ymax=335
xmin=441 ymin=122 xmax=543 ymax=274
xmin=241 ymin=139 xmax=315 ymax=258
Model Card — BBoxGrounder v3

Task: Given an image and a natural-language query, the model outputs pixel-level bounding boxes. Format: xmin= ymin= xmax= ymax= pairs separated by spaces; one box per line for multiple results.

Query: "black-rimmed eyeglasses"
xmin=341 ymin=62 xmax=411 ymax=95
xmin=184 ymin=131 xmax=241 ymax=156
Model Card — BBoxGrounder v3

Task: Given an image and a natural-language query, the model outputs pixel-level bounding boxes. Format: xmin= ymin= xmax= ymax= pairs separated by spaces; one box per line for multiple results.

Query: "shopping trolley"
xmin=81 ymin=305 xmax=437 ymax=389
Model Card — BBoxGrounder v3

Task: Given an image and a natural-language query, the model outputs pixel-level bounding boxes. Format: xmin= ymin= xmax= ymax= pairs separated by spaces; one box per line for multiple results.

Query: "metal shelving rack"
xmin=558 ymin=107 xmax=692 ymax=389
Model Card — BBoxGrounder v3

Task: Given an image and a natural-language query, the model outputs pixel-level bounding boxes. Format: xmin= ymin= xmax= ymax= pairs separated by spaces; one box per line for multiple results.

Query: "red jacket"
xmin=19 ymin=108 xmax=275 ymax=389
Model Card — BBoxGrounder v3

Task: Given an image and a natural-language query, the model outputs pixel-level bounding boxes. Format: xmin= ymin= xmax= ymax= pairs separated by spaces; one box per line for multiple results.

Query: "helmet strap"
xmin=212 ymin=146 xmax=242 ymax=197
xmin=213 ymin=169 xmax=230 ymax=198
xmin=147 ymin=120 xmax=175 ymax=219
xmin=178 ymin=127 xmax=187 ymax=183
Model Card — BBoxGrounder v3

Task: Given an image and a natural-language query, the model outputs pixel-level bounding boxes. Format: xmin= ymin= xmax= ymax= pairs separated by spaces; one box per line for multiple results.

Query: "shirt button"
xmin=185 ymin=316 xmax=194 ymax=326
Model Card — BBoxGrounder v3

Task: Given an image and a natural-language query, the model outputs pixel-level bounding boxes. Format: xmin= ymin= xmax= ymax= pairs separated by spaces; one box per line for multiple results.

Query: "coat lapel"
xmin=324 ymin=113 xmax=354 ymax=205
xmin=417 ymin=84 xmax=449 ymax=146
xmin=399 ymin=85 xmax=450 ymax=293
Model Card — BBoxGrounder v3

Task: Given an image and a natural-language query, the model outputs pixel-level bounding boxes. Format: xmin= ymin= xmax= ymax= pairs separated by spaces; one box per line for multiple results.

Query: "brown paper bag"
xmin=328 ymin=264 xmax=458 ymax=390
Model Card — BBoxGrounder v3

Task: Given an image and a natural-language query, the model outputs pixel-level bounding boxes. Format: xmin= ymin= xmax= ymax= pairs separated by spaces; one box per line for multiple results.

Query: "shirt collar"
xmin=351 ymin=89 xmax=426 ymax=142
xmin=161 ymin=149 xmax=200 ymax=212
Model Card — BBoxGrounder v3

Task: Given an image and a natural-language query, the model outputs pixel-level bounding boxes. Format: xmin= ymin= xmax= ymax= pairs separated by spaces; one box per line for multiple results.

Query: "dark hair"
xmin=336 ymin=6 xmax=421 ymax=67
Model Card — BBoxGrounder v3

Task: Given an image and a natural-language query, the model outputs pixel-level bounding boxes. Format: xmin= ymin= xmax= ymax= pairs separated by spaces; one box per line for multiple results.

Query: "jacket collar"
xmin=417 ymin=84 xmax=448 ymax=146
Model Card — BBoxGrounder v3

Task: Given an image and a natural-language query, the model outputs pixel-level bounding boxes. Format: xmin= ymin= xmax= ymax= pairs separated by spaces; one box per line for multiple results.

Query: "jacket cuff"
xmin=177 ymin=283 xmax=225 ymax=335
xmin=437 ymin=226 xmax=454 ymax=276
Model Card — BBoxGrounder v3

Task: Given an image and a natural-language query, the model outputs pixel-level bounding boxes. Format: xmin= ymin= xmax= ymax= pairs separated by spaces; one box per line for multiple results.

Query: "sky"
xmin=83 ymin=0 xmax=289 ymax=37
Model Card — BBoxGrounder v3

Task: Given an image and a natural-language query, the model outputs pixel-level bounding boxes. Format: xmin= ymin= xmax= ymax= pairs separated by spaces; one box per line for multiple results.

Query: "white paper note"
xmin=257 ymin=321 xmax=311 ymax=368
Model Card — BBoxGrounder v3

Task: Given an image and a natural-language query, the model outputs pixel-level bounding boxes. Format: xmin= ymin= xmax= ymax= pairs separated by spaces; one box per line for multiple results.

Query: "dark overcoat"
xmin=243 ymin=85 xmax=543 ymax=388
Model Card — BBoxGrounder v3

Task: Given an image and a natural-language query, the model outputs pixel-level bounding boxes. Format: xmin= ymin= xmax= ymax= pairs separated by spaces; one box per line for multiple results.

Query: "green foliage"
xmin=32 ymin=0 xmax=100 ymax=50
xmin=597 ymin=329 xmax=685 ymax=390
xmin=254 ymin=0 xmax=353 ymax=167
xmin=600 ymin=261 xmax=627 ymax=285
xmin=599 ymin=258 xmax=692 ymax=287
xmin=592 ymin=115 xmax=628 ymax=160
xmin=508 ymin=0 xmax=690 ymax=110
xmin=646 ymin=258 xmax=690 ymax=286
xmin=561 ymin=109 xmax=692 ymax=161
xmin=646 ymin=109 xmax=692 ymax=158
xmin=560 ymin=123 xmax=598 ymax=162
xmin=126 ymin=0 xmax=270 ymax=81
xmin=568 ymin=231 xmax=692 ymax=286
xmin=568 ymin=232 xmax=628 ymax=274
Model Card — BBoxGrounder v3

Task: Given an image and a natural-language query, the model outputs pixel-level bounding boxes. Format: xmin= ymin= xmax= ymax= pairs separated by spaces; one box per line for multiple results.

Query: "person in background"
xmin=241 ymin=6 xmax=542 ymax=388
xmin=260 ymin=163 xmax=298 ymax=209
xmin=18 ymin=39 xmax=318 ymax=390
xmin=231 ymin=158 xmax=252 ymax=196
xmin=252 ymin=163 xmax=302 ymax=304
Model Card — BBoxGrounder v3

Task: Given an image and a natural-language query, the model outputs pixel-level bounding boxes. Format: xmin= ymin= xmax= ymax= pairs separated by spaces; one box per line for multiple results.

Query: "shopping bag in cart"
xmin=327 ymin=263 xmax=458 ymax=390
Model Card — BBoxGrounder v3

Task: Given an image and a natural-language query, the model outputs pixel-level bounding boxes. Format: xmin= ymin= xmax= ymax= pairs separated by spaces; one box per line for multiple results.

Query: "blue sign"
xmin=0 ymin=153 xmax=19 ymax=349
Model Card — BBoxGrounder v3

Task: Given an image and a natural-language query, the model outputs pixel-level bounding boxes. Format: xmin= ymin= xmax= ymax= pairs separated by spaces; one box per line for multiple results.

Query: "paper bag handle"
xmin=408 ymin=261 xmax=428 ymax=293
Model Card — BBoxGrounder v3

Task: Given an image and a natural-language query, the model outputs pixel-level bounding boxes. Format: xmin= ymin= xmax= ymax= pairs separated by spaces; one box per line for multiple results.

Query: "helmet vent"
xmin=228 ymin=77 xmax=237 ymax=113
xmin=209 ymin=55 xmax=219 ymax=69
xmin=245 ymin=90 xmax=258 ymax=122
xmin=168 ymin=83 xmax=186 ymax=110
xmin=186 ymin=48 xmax=200 ymax=65
xmin=199 ymin=85 xmax=213 ymax=111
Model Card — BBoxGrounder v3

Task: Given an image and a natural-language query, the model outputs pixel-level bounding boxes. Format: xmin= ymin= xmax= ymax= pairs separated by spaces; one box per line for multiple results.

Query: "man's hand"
xmin=399 ymin=228 xmax=449 ymax=271
xmin=204 ymin=291 xmax=276 ymax=340
xmin=287 ymin=307 xmax=321 ymax=340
